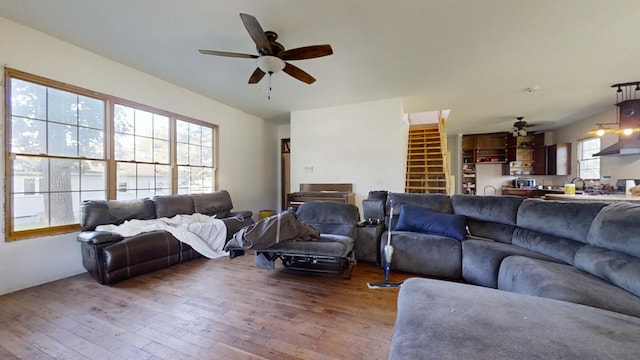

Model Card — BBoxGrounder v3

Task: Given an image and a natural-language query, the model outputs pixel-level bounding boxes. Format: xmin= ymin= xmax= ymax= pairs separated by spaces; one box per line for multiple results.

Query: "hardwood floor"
xmin=0 ymin=254 xmax=415 ymax=360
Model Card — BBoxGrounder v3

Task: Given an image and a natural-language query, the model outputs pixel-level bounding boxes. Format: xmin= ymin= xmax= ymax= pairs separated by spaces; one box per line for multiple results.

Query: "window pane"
xmin=114 ymin=104 xmax=134 ymax=134
xmin=137 ymin=163 xmax=155 ymax=189
xmin=155 ymin=165 xmax=171 ymax=194
xmin=189 ymin=123 xmax=202 ymax=145
xmin=135 ymin=136 xmax=153 ymax=163
xmin=176 ymin=120 xmax=189 ymax=143
xmin=154 ymin=115 xmax=169 ymax=140
xmin=189 ymin=144 xmax=202 ymax=166
xmin=201 ymin=127 xmax=212 ymax=148
xmin=579 ymin=138 xmax=600 ymax=179
xmin=48 ymin=122 xmax=77 ymax=157
xmin=13 ymin=193 xmax=48 ymax=231
xmin=135 ymin=109 xmax=153 ymax=137
xmin=11 ymin=117 xmax=46 ymax=154
xmin=47 ymin=88 xmax=78 ymax=125
xmin=116 ymin=162 xmax=137 ymax=200
xmin=78 ymin=128 xmax=104 ymax=158
xmin=50 ymin=158 xmax=77 ymax=192
xmin=11 ymin=79 xmax=46 ymax=120
xmin=115 ymin=133 xmax=135 ymax=161
xmin=13 ymin=156 xmax=46 ymax=194
xmin=49 ymin=191 xmax=78 ymax=226
xmin=78 ymin=96 xmax=104 ymax=129
xmin=154 ymin=139 xmax=169 ymax=164
xmin=177 ymin=142 xmax=189 ymax=164
xmin=81 ymin=191 xmax=106 ymax=202
xmin=202 ymin=146 xmax=213 ymax=167
xmin=79 ymin=160 xmax=106 ymax=191
xmin=177 ymin=166 xmax=190 ymax=190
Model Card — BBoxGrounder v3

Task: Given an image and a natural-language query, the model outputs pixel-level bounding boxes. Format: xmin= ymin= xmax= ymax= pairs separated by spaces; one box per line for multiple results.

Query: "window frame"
xmin=4 ymin=68 xmax=218 ymax=241
xmin=577 ymin=136 xmax=601 ymax=181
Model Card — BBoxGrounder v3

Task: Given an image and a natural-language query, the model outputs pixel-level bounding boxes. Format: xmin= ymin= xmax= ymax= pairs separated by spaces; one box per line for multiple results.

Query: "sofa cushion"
xmin=586 ymin=202 xmax=640 ymax=258
xmin=385 ymin=231 xmax=461 ymax=279
xmin=80 ymin=198 xmax=155 ymax=231
xmin=466 ymin=220 xmax=517 ymax=244
xmin=192 ymin=191 xmax=233 ymax=218
xmin=394 ymin=204 xmax=466 ymax=241
xmin=462 ymin=239 xmax=559 ymax=288
xmin=516 ymin=199 xmax=606 ymax=243
xmin=153 ymin=194 xmax=195 ymax=218
xmin=511 ymin=227 xmax=584 ymax=265
xmin=451 ymin=194 xmax=524 ymax=226
xmin=498 ymin=256 xmax=640 ymax=318
xmin=387 ymin=192 xmax=452 ymax=214
xmin=390 ymin=278 xmax=640 ymax=360
xmin=574 ymin=245 xmax=640 ymax=298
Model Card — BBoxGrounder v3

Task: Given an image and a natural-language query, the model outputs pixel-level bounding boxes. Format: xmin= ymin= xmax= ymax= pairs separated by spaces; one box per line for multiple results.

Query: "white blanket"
xmin=96 ymin=213 xmax=228 ymax=259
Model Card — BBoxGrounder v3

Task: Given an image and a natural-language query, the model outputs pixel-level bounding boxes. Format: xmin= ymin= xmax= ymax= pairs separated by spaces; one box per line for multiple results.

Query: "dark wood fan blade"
xmin=279 ymin=45 xmax=333 ymax=60
xmin=239 ymin=13 xmax=273 ymax=55
xmin=199 ymin=50 xmax=258 ymax=58
xmin=283 ymin=63 xmax=316 ymax=84
xmin=248 ymin=68 xmax=266 ymax=84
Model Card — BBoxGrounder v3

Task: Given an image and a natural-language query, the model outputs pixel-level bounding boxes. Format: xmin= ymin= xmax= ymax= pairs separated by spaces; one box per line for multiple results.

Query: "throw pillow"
xmin=394 ymin=204 xmax=467 ymax=241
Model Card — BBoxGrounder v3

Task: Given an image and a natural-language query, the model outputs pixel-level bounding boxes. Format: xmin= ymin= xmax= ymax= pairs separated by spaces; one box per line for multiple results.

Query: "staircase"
xmin=405 ymin=116 xmax=451 ymax=194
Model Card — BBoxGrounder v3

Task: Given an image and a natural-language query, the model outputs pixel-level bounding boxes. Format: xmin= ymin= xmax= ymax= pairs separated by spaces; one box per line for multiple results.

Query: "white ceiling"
xmin=2 ymin=0 xmax=640 ymax=134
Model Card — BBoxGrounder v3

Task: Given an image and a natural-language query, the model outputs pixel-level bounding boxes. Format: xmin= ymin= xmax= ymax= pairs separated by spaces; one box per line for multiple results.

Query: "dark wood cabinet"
xmin=475 ymin=133 xmax=508 ymax=163
xmin=547 ymin=143 xmax=571 ymax=175
xmin=502 ymin=188 xmax=542 ymax=198
xmin=533 ymin=146 xmax=547 ymax=175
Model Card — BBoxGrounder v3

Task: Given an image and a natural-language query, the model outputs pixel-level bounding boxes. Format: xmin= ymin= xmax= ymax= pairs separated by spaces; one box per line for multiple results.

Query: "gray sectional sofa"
xmin=363 ymin=192 xmax=640 ymax=358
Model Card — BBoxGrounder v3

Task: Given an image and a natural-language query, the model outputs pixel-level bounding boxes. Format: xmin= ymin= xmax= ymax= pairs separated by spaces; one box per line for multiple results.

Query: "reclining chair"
xmin=256 ymin=201 xmax=360 ymax=279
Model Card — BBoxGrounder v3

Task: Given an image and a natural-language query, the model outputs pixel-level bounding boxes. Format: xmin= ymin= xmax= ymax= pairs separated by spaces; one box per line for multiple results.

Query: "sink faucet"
xmin=571 ymin=177 xmax=585 ymax=190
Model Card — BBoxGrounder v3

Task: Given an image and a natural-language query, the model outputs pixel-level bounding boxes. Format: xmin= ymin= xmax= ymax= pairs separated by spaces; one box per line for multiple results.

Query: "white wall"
xmin=0 ymin=17 xmax=278 ymax=295
xmin=290 ymin=98 xmax=406 ymax=215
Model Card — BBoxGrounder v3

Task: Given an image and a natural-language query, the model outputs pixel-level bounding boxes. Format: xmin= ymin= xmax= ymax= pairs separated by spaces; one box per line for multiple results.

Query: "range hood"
xmin=593 ymin=99 xmax=640 ymax=156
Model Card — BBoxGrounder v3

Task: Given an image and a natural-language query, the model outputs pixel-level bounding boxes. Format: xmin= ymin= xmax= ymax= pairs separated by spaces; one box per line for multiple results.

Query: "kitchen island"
xmin=544 ymin=193 xmax=640 ymax=203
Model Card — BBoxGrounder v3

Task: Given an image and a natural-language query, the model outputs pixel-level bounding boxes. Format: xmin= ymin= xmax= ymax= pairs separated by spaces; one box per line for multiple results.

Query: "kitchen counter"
xmin=544 ymin=193 xmax=640 ymax=203
xmin=501 ymin=187 xmax=584 ymax=198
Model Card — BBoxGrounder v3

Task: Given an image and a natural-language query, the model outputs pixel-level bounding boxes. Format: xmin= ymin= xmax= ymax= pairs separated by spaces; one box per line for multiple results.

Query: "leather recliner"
xmin=77 ymin=191 xmax=253 ymax=285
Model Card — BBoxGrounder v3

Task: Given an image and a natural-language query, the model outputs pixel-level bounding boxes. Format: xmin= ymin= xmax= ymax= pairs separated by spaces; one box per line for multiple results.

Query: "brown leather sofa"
xmin=77 ymin=191 xmax=253 ymax=285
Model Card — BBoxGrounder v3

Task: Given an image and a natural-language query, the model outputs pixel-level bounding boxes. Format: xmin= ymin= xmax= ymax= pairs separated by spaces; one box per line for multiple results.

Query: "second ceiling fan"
xmin=199 ymin=13 xmax=333 ymax=85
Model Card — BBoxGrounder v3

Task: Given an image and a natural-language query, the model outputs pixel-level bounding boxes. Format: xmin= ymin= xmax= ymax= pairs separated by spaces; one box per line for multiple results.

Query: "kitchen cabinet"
xmin=503 ymin=134 xmax=535 ymax=175
xmin=532 ymin=145 xmax=547 ymax=175
xmin=475 ymin=133 xmax=508 ymax=163
xmin=461 ymin=133 xmax=507 ymax=194
xmin=547 ymin=143 xmax=571 ymax=176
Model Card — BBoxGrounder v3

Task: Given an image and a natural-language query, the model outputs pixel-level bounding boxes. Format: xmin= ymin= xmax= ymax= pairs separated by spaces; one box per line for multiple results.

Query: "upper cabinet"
xmin=475 ymin=133 xmax=508 ymax=163
xmin=547 ymin=143 xmax=571 ymax=175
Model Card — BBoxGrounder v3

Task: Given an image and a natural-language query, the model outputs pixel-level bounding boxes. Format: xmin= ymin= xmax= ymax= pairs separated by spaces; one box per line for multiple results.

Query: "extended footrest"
xmin=257 ymin=233 xmax=356 ymax=279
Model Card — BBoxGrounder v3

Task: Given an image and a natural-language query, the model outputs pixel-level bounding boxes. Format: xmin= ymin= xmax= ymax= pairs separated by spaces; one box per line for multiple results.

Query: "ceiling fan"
xmin=199 ymin=13 xmax=333 ymax=86
xmin=512 ymin=117 xmax=531 ymax=136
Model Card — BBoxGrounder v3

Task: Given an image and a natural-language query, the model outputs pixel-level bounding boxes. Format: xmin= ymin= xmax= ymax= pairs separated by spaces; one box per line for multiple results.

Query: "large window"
xmin=5 ymin=69 xmax=217 ymax=240
xmin=578 ymin=137 xmax=601 ymax=180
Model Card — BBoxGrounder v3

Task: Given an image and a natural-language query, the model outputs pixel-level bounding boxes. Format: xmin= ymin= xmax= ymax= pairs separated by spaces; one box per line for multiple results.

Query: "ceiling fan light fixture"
xmin=614 ymin=127 xmax=640 ymax=136
xmin=587 ymin=123 xmax=616 ymax=136
xmin=257 ymin=55 xmax=285 ymax=74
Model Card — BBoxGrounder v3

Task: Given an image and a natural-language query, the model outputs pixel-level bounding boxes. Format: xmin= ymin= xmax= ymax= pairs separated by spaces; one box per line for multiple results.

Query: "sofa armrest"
xmin=229 ymin=210 xmax=253 ymax=220
xmin=77 ymin=231 xmax=123 ymax=245
xmin=363 ymin=199 xmax=385 ymax=223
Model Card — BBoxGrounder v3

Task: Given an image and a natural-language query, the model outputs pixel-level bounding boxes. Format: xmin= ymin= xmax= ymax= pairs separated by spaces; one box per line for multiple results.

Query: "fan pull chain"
xmin=268 ymin=73 xmax=272 ymax=100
